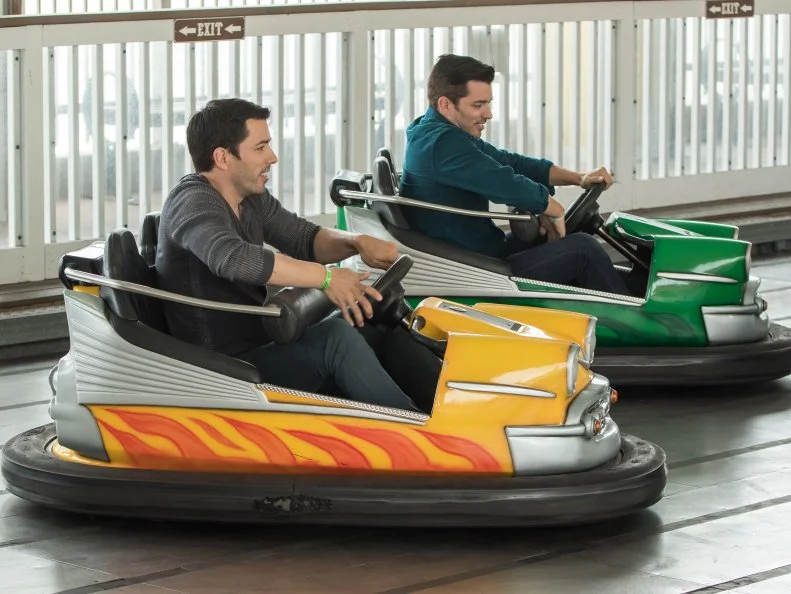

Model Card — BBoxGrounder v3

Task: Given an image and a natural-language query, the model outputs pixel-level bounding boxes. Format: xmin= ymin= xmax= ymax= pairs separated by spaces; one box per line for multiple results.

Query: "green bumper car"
xmin=328 ymin=152 xmax=791 ymax=386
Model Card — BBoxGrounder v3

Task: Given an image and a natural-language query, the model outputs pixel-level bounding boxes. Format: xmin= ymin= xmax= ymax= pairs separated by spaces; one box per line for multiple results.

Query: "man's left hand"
xmin=355 ymin=234 xmax=400 ymax=270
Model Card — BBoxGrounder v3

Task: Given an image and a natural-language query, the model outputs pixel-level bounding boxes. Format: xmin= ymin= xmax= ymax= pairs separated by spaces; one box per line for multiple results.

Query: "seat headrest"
xmin=140 ymin=211 xmax=161 ymax=267
xmin=376 ymin=147 xmax=398 ymax=187
xmin=371 ymin=156 xmax=410 ymax=229
xmin=102 ymin=229 xmax=168 ymax=332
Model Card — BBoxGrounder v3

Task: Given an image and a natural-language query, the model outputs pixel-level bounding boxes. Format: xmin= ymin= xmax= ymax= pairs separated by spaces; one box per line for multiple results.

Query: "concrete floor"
xmin=1 ymin=256 xmax=790 ymax=594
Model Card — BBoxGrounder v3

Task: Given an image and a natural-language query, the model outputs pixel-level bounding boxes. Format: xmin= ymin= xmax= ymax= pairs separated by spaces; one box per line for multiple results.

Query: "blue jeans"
xmin=505 ymin=232 xmax=633 ymax=296
xmin=237 ymin=316 xmax=420 ymax=411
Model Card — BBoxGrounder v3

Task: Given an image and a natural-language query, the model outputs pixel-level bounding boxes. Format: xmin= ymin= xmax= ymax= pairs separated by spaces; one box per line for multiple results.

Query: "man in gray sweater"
xmin=156 ymin=98 xmax=419 ymax=411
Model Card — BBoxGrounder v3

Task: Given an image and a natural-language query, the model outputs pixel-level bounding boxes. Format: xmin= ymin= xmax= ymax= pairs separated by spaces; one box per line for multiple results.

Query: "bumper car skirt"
xmin=593 ymin=322 xmax=791 ymax=386
xmin=2 ymin=424 xmax=666 ymax=527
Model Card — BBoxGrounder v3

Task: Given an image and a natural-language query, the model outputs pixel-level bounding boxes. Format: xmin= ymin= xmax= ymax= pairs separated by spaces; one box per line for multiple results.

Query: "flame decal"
xmin=191 ymin=417 xmax=244 ymax=451
xmin=219 ymin=416 xmax=296 ymax=465
xmin=421 ymin=431 xmax=503 ymax=472
xmin=285 ymin=430 xmax=371 ymax=469
xmin=107 ymin=409 xmax=218 ymax=459
xmin=98 ymin=420 xmax=165 ymax=466
xmin=333 ymin=424 xmax=435 ymax=470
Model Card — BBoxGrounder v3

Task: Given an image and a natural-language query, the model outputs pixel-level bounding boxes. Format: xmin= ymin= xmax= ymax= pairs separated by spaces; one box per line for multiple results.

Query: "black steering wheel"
xmin=368 ymin=254 xmax=414 ymax=326
xmin=564 ymin=183 xmax=606 ymax=235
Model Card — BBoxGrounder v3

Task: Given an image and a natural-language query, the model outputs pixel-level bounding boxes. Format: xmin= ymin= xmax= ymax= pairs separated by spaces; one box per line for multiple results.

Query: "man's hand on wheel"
xmin=323 ymin=268 xmax=383 ymax=327
xmin=580 ymin=167 xmax=614 ymax=190
xmin=355 ymin=235 xmax=400 ymax=270
xmin=539 ymin=214 xmax=566 ymax=241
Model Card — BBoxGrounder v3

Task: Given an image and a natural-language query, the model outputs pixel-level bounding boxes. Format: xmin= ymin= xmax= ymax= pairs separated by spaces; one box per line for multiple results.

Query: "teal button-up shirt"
xmin=399 ymin=107 xmax=554 ymax=258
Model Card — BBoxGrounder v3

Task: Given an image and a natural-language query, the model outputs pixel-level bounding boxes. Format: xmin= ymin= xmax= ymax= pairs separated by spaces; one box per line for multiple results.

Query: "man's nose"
xmin=268 ymin=148 xmax=278 ymax=164
xmin=483 ymin=106 xmax=493 ymax=119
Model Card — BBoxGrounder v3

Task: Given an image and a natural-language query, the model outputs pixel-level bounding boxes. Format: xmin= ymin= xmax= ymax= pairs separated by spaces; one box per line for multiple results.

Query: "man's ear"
xmin=437 ymin=96 xmax=453 ymax=113
xmin=212 ymin=147 xmax=230 ymax=171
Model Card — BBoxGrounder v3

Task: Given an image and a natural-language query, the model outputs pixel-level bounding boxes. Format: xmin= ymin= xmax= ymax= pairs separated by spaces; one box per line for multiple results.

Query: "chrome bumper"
xmin=702 ymin=275 xmax=770 ymax=345
xmin=505 ymin=375 xmax=621 ymax=476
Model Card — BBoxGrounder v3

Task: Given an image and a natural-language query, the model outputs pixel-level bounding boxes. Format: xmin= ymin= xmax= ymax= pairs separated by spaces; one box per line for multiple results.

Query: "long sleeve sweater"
xmin=399 ymin=107 xmax=555 ymax=258
xmin=156 ymin=174 xmax=321 ymax=355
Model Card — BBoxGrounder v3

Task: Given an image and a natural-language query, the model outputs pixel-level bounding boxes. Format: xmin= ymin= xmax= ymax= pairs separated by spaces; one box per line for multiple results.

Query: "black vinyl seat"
xmin=369 ymin=155 xmax=513 ymax=276
xmin=101 ymin=228 xmax=261 ymax=383
xmin=139 ymin=211 xmax=160 ymax=267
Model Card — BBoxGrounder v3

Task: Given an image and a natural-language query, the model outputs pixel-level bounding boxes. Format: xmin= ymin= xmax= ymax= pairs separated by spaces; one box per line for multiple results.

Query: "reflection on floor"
xmin=1 ymin=257 xmax=791 ymax=594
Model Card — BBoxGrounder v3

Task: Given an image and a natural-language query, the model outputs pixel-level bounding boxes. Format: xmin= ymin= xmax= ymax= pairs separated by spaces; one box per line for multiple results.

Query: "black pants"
xmin=504 ymin=232 xmax=633 ymax=296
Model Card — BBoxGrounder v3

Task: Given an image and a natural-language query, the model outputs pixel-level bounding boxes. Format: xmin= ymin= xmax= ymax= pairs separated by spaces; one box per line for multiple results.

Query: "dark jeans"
xmin=237 ymin=316 xmax=422 ymax=412
xmin=505 ymin=232 xmax=633 ymax=296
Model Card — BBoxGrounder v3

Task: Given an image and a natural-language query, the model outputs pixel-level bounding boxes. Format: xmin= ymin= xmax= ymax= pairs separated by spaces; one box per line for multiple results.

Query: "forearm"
xmin=543 ymin=197 xmax=565 ymax=218
xmin=548 ymin=165 xmax=583 ymax=187
xmin=268 ymin=253 xmax=328 ymax=288
xmin=311 ymin=228 xmax=360 ymax=265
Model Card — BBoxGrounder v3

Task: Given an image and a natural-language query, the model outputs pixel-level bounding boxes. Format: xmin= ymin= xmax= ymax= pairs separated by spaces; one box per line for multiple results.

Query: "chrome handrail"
xmin=63 ymin=268 xmax=282 ymax=317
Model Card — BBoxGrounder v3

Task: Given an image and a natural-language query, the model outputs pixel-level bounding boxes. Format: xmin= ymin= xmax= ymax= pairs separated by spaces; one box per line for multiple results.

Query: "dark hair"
xmin=186 ymin=98 xmax=271 ymax=172
xmin=427 ymin=54 xmax=495 ymax=109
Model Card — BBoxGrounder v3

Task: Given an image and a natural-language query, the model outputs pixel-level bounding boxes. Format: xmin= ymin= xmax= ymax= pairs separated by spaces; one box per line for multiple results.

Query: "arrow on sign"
xmin=741 ymin=3 xmax=753 ymax=12
xmin=179 ymin=26 xmax=196 ymax=36
xmin=225 ymin=24 xmax=242 ymax=34
xmin=709 ymin=5 xmax=721 ymax=13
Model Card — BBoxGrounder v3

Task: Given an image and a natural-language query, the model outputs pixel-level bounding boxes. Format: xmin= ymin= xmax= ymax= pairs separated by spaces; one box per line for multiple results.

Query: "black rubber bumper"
xmin=1 ymin=424 xmax=667 ymax=527
xmin=593 ymin=322 xmax=791 ymax=386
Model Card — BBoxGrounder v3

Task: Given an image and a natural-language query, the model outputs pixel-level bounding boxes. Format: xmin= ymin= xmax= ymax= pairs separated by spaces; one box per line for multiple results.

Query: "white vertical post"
xmin=568 ymin=21 xmax=580 ymax=172
xmin=551 ymin=23 xmax=562 ymax=163
xmin=115 ymin=42 xmax=128 ymax=229
xmin=705 ymin=19 xmax=716 ymax=174
xmin=67 ymin=45 xmax=80 ymax=239
xmin=251 ymin=36 xmax=262 ymax=105
xmin=516 ymin=24 xmax=528 ymax=155
xmin=384 ymin=29 xmax=396 ymax=152
xmin=293 ymin=34 xmax=305 ymax=214
xmin=657 ymin=19 xmax=668 ymax=179
xmin=230 ymin=39 xmax=241 ymax=98
xmin=613 ymin=16 xmax=636 ymax=207
xmin=782 ymin=14 xmax=790 ymax=166
xmin=43 ymin=47 xmax=57 ymax=244
xmin=640 ymin=20 xmax=652 ymax=179
xmin=673 ymin=18 xmax=686 ymax=177
xmin=689 ymin=18 xmax=701 ymax=175
xmin=536 ymin=23 xmax=546 ymax=157
xmin=7 ymin=51 xmax=21 ymax=247
xmin=91 ymin=44 xmax=105 ymax=238
xmin=160 ymin=41 xmax=173 ymax=203
xmin=312 ymin=33 xmax=326 ymax=215
xmin=271 ymin=36 xmax=284 ymax=201
xmin=585 ymin=20 xmax=597 ymax=171
xmin=721 ymin=20 xmax=732 ymax=172
xmin=349 ymin=30 xmax=372 ymax=174
xmin=403 ymin=29 xmax=415 ymax=128
xmin=602 ymin=20 xmax=614 ymax=171
xmin=184 ymin=42 xmax=196 ymax=176
xmin=752 ymin=15 xmax=763 ymax=168
xmin=334 ymin=32 xmax=348 ymax=191
xmin=766 ymin=16 xmax=778 ymax=167
xmin=737 ymin=19 xmax=748 ymax=169
xmin=138 ymin=41 xmax=151 ymax=221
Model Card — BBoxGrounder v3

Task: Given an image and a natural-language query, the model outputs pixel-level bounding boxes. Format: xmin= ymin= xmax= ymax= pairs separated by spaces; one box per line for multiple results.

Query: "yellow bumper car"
xmin=1 ymin=230 xmax=666 ymax=526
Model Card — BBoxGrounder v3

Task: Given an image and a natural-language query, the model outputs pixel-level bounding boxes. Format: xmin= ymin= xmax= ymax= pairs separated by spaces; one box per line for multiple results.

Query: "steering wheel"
xmin=564 ymin=183 xmax=606 ymax=235
xmin=368 ymin=254 xmax=414 ymax=326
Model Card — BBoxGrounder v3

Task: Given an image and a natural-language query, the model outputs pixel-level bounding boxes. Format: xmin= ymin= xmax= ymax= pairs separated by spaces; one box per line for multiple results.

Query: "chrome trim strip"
xmin=257 ymin=383 xmax=430 ymax=422
xmin=338 ymin=189 xmax=539 ymax=222
xmin=506 ymin=425 xmax=586 ymax=437
xmin=446 ymin=381 xmax=556 ymax=399
xmin=701 ymin=303 xmax=762 ymax=315
xmin=507 ymin=285 xmax=644 ymax=307
xmin=657 ymin=271 xmax=739 ymax=284
xmin=63 ymin=268 xmax=282 ymax=317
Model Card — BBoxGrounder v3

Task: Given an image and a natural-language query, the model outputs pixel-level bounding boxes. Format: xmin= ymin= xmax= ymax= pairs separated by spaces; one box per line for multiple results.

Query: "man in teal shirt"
xmin=400 ymin=54 xmax=632 ymax=295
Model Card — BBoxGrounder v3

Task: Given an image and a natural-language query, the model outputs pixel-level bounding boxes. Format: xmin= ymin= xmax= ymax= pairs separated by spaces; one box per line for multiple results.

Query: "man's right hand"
xmin=539 ymin=215 xmax=566 ymax=241
xmin=323 ymin=267 xmax=384 ymax=327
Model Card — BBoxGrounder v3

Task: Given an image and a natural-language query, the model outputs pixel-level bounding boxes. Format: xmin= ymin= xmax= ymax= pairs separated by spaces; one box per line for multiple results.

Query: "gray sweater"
xmin=156 ymin=174 xmax=321 ymax=355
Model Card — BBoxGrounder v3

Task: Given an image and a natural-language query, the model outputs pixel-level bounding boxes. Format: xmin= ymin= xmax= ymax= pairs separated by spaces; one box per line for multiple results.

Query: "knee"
xmin=566 ymin=233 xmax=609 ymax=260
xmin=319 ymin=317 xmax=369 ymax=353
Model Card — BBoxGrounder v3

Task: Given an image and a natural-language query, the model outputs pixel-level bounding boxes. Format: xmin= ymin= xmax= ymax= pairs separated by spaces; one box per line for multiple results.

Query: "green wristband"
xmin=320 ymin=267 xmax=332 ymax=291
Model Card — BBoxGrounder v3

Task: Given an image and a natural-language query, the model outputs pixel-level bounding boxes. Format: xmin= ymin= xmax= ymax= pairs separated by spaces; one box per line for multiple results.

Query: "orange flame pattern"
xmin=87 ymin=406 xmax=509 ymax=475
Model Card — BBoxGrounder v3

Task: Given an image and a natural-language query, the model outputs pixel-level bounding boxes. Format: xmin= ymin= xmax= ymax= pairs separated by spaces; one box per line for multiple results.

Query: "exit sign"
xmin=706 ymin=0 xmax=755 ymax=19
xmin=173 ymin=17 xmax=245 ymax=43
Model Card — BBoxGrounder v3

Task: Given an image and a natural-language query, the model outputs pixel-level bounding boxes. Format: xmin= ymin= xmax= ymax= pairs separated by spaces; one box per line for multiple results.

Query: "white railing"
xmin=0 ymin=0 xmax=790 ymax=285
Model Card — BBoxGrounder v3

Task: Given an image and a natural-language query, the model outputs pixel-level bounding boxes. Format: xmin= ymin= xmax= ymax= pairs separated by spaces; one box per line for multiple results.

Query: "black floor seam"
xmin=669 ymin=436 xmax=791 ymax=469
xmin=0 ymin=399 xmax=50 ymax=412
xmin=683 ymin=562 xmax=791 ymax=592
xmin=373 ymin=493 xmax=791 ymax=594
